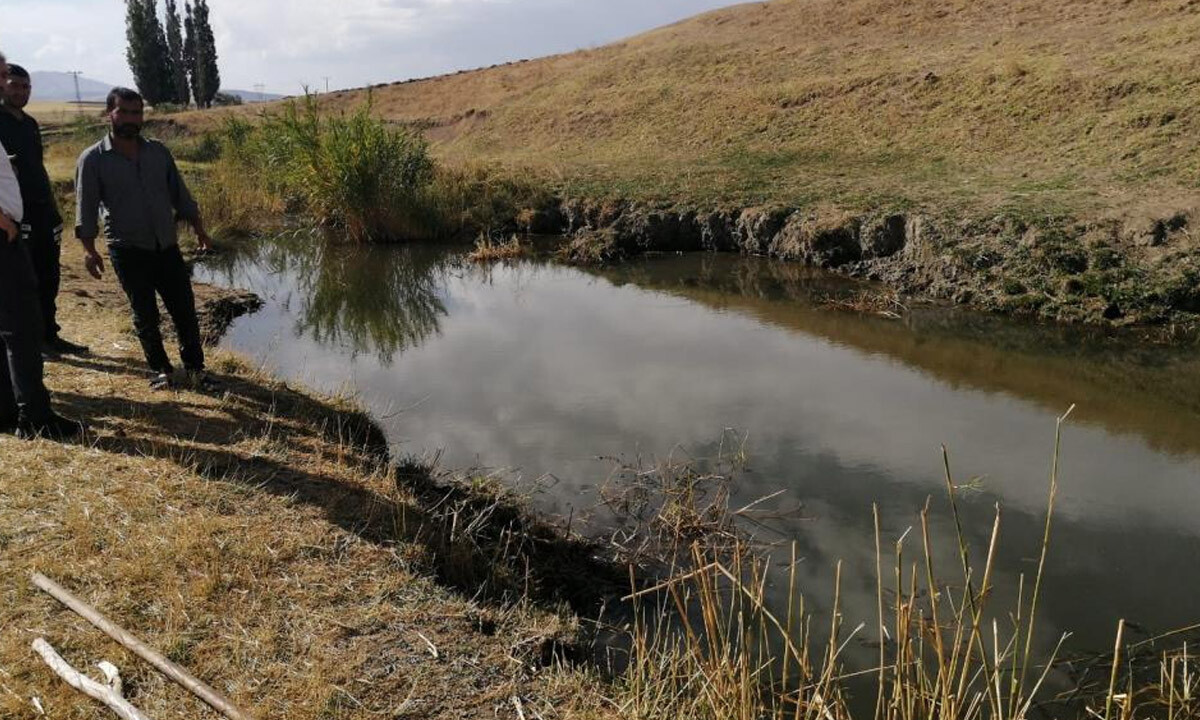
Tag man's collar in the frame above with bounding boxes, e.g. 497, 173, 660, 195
100, 134, 146, 153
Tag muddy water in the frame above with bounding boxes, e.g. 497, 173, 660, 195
198, 237, 1200, 664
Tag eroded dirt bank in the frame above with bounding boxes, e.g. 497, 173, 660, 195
535, 199, 1200, 330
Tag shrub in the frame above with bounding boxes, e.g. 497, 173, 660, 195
152, 102, 187, 115
193, 96, 557, 243
190, 117, 283, 237
172, 132, 223, 163
258, 94, 437, 242
428, 163, 557, 239
193, 157, 284, 238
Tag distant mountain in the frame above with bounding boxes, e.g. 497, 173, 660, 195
27, 71, 283, 104
29, 71, 112, 102
222, 89, 285, 103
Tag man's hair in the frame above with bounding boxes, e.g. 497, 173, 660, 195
7, 64, 29, 80
106, 87, 144, 112
0, 50, 7, 64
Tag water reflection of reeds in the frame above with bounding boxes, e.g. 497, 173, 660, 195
206, 234, 452, 365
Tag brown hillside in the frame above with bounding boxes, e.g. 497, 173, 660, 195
181, 0, 1200, 218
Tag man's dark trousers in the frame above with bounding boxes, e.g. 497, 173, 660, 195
0, 237, 53, 423
21, 214, 62, 342
108, 244, 205, 374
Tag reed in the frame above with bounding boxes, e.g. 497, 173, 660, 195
611, 407, 1200, 719
256, 94, 438, 242
467, 234, 530, 262
186, 105, 555, 244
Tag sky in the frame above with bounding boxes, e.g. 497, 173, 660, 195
1, 0, 743, 94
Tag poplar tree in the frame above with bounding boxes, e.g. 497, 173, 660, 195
125, 0, 174, 104
193, 0, 221, 108
165, 0, 190, 105
184, 2, 199, 106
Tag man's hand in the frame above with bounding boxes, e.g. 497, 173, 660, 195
0, 213, 16, 243
84, 250, 105, 279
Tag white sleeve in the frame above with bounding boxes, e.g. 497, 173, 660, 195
0, 139, 23, 222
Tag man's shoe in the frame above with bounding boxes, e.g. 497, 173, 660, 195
0, 414, 17, 434
186, 370, 221, 393
149, 372, 176, 391
45, 336, 90, 356
16, 412, 85, 441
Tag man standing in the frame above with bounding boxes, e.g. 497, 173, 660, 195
0, 52, 82, 439
76, 87, 217, 391
0, 63, 90, 356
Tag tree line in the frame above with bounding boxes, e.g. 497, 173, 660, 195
125, 0, 222, 108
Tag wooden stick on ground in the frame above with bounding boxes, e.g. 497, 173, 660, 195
31, 572, 252, 720
31, 638, 150, 720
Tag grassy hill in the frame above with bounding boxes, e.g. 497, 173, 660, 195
292, 0, 1200, 218
168, 0, 1200, 327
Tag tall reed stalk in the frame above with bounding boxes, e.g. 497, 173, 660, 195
613, 407, 1199, 719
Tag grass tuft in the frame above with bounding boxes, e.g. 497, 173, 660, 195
467, 234, 529, 262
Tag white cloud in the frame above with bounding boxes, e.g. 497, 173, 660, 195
2, 0, 738, 93
4, 2, 129, 82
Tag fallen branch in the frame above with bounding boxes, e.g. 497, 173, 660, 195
31, 572, 252, 720
30, 639, 149, 720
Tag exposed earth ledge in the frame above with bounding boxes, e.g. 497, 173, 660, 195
541, 198, 1200, 332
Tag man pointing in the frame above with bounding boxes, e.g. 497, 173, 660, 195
76, 87, 217, 391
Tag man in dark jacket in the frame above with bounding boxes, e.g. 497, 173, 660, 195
76, 87, 217, 391
0, 63, 89, 356
0, 52, 83, 440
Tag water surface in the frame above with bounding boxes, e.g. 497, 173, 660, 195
198, 238, 1200, 663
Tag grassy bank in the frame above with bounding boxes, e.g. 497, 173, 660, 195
153, 108, 1200, 328
0, 240, 619, 719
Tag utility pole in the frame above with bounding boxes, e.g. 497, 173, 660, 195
322, 76, 330, 94
68, 71, 83, 114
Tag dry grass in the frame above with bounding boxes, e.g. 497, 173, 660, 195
25, 101, 106, 130
190, 154, 287, 239
467, 234, 530, 262
0, 240, 612, 720
177, 0, 1200, 219
819, 289, 909, 319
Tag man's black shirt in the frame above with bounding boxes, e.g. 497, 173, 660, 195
0, 107, 62, 227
